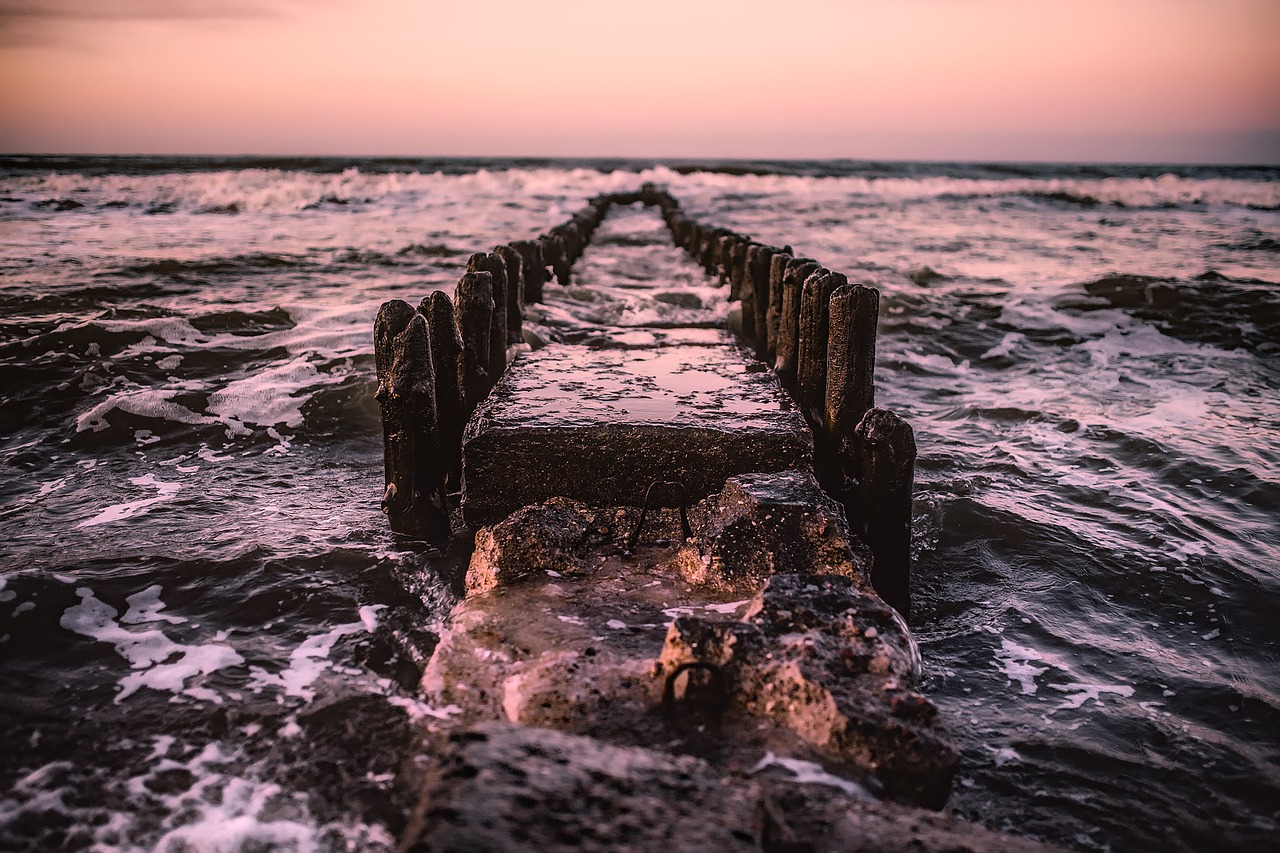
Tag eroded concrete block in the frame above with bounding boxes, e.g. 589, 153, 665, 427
466, 497, 604, 595
407, 722, 1060, 853
675, 469, 871, 593
461, 343, 811, 526
659, 574, 957, 808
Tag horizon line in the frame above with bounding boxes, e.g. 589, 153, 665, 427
2, 151, 1278, 169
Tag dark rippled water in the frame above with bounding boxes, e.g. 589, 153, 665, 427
1, 156, 1277, 851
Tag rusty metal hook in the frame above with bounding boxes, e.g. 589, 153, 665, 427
627, 478, 692, 549
662, 661, 729, 718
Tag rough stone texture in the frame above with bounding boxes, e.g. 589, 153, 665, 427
424, 488, 955, 809
406, 723, 1061, 853
466, 497, 604, 595
420, 521, 744, 741
461, 343, 812, 526
373, 302, 450, 541
658, 573, 958, 809
673, 470, 871, 593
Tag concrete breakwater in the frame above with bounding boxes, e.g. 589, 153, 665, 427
374, 189, 1055, 851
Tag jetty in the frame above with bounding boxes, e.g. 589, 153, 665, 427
374, 188, 1055, 851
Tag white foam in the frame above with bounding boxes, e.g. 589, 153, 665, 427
205, 355, 319, 432
750, 752, 876, 800
704, 599, 751, 614
247, 620, 368, 703
37, 476, 68, 498
59, 588, 242, 703
77, 389, 217, 434
1050, 681, 1135, 711
385, 696, 463, 722
358, 604, 387, 633
980, 332, 1024, 360
991, 746, 1021, 766
77, 473, 182, 528
993, 638, 1049, 695
122, 585, 188, 625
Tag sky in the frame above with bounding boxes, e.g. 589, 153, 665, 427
1, 0, 1277, 163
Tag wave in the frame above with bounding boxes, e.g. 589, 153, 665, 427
3, 163, 1277, 217
1061, 272, 1280, 353
112, 253, 312, 277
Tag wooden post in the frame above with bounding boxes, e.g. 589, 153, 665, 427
558, 222, 582, 263
467, 252, 508, 390
796, 269, 845, 428
699, 228, 722, 274
728, 239, 750, 302
738, 244, 758, 346
373, 301, 450, 543
825, 282, 880, 462
420, 291, 465, 491
454, 270, 493, 418
853, 408, 915, 625
774, 257, 820, 394
717, 235, 735, 286
544, 234, 570, 286
746, 245, 774, 357
765, 252, 792, 361
512, 240, 546, 304
494, 244, 524, 345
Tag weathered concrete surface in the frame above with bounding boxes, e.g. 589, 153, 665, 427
673, 469, 871, 593
423, 487, 956, 809
406, 723, 1059, 853
660, 574, 957, 808
461, 342, 811, 526
466, 497, 607, 595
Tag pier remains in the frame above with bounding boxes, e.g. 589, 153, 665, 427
373, 187, 1057, 851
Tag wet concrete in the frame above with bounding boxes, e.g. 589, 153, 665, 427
461, 340, 812, 526
410, 723, 1057, 853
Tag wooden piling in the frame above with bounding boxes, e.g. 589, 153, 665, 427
557, 223, 582, 264
738, 244, 758, 346
421, 291, 465, 490
373, 302, 450, 543
824, 283, 880, 462
494, 244, 524, 345
765, 252, 792, 361
728, 239, 750, 302
454, 270, 494, 417
717, 235, 735, 285
544, 234, 571, 286
467, 252, 508, 390
745, 245, 774, 356
774, 257, 820, 393
796, 270, 845, 427
698, 228, 723, 274
512, 240, 546, 304
853, 408, 916, 625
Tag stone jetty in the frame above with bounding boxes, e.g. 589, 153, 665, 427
375, 188, 1059, 851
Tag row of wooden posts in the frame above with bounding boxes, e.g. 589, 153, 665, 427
636, 186, 917, 623
373, 184, 916, 622
373, 194, 614, 543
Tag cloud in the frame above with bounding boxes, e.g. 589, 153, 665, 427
0, 1, 276, 21
0, 0, 332, 47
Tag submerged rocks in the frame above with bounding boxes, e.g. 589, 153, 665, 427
423, 489, 958, 809
674, 470, 870, 593
658, 573, 955, 808
410, 723, 1056, 853
466, 497, 604, 594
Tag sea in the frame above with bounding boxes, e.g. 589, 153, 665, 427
1, 156, 1277, 852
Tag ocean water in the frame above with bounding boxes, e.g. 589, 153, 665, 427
1, 156, 1277, 851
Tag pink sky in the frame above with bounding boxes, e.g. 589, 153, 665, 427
1, 0, 1277, 162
